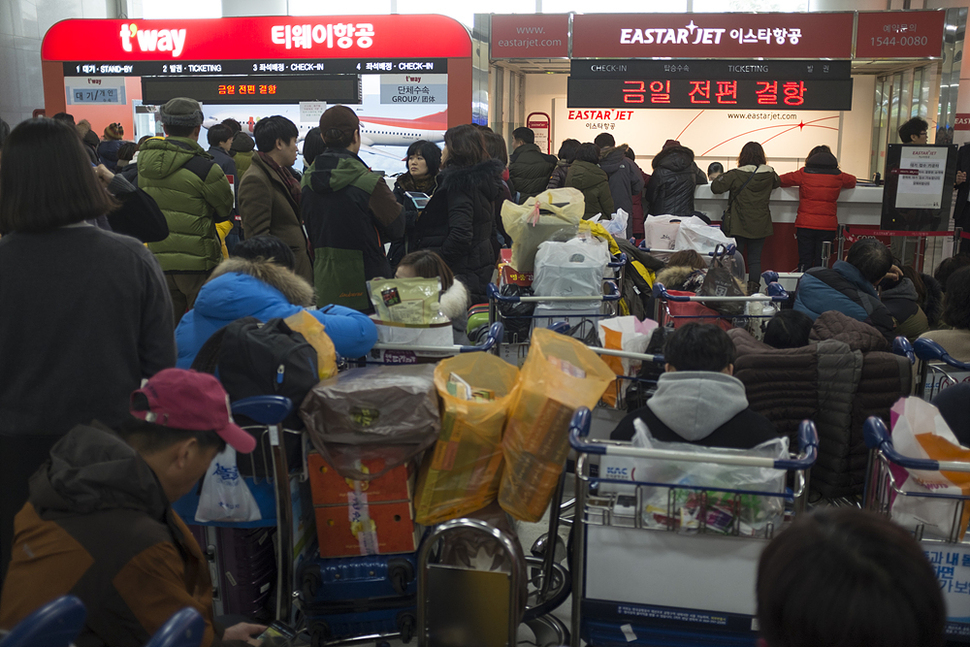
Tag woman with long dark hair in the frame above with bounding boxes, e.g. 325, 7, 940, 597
389, 140, 442, 268
407, 124, 503, 303
0, 118, 175, 580
711, 141, 781, 293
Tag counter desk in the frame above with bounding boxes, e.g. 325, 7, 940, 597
692, 185, 885, 273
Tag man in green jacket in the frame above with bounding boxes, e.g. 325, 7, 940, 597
508, 126, 557, 203
302, 106, 403, 312
138, 98, 234, 324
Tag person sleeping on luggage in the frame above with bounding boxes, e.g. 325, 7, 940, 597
610, 322, 778, 448
0, 369, 266, 646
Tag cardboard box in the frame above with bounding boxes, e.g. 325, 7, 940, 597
314, 500, 420, 558
307, 453, 412, 507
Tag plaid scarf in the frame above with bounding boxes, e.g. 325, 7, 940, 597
259, 152, 301, 208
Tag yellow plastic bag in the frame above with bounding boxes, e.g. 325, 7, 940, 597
501, 188, 585, 273
499, 328, 615, 521
284, 310, 338, 380
414, 353, 519, 525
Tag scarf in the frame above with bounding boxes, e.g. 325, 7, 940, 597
259, 152, 302, 208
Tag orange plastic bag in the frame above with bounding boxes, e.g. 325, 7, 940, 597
284, 310, 338, 380
414, 353, 519, 525
499, 328, 615, 521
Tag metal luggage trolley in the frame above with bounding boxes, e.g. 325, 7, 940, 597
863, 416, 970, 642
652, 281, 789, 332
569, 408, 818, 647
912, 338, 970, 400
360, 322, 505, 365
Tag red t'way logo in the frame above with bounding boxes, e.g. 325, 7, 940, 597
120, 23, 186, 57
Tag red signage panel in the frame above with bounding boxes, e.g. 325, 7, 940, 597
42, 15, 471, 61
855, 11, 946, 59
572, 13, 853, 59
955, 114, 970, 132
491, 14, 569, 58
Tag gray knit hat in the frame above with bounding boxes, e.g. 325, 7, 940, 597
160, 97, 204, 128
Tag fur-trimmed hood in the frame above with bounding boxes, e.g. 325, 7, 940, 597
438, 158, 504, 199
439, 279, 470, 321
656, 265, 705, 291
598, 144, 631, 173
209, 257, 315, 307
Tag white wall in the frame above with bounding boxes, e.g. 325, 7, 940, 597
525, 72, 876, 178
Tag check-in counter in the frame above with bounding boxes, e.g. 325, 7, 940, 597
691, 184, 884, 272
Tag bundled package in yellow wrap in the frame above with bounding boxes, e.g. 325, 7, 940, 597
284, 310, 338, 379
499, 328, 615, 521
414, 353, 520, 525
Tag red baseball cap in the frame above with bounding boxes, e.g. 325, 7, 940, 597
130, 368, 256, 453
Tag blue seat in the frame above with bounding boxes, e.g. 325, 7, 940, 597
143, 608, 205, 647
0, 595, 85, 647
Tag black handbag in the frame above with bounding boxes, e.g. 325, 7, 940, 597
699, 245, 746, 316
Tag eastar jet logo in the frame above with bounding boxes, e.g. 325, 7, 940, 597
619, 20, 803, 47
120, 23, 186, 58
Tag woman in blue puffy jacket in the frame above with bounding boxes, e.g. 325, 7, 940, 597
176, 235, 377, 366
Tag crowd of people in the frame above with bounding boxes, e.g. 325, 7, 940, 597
0, 103, 967, 647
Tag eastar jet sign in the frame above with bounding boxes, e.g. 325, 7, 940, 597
120, 23, 186, 58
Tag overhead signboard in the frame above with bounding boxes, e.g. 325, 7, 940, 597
570, 59, 852, 80
571, 13, 854, 59
855, 10, 946, 59
490, 14, 569, 58
63, 59, 447, 77
42, 16, 471, 62
567, 78, 852, 111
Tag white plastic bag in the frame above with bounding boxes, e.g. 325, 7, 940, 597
888, 397, 970, 541
590, 208, 629, 239
195, 446, 262, 523
532, 237, 610, 311
631, 419, 788, 536
675, 217, 736, 254
643, 214, 683, 250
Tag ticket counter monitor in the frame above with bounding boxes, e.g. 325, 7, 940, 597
41, 15, 472, 174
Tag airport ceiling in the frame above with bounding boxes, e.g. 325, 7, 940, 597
492, 58, 939, 76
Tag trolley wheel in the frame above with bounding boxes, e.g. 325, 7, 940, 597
309, 621, 331, 647
397, 610, 417, 644
530, 533, 567, 563
522, 555, 571, 621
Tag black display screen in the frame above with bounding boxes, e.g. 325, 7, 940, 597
141, 75, 361, 104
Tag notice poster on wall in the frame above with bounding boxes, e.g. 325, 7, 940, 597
881, 144, 958, 231
895, 147, 948, 209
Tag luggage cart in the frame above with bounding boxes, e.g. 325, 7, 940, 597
863, 416, 970, 642
361, 322, 504, 365
652, 282, 789, 333
569, 407, 818, 647
912, 338, 970, 400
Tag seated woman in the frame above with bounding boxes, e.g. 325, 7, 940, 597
757, 507, 944, 647
918, 265, 970, 362
763, 310, 813, 349
176, 235, 377, 366
395, 249, 470, 344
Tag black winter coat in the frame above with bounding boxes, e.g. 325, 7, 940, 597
646, 146, 699, 216
409, 159, 503, 303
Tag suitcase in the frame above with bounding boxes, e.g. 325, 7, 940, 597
190, 525, 276, 620
299, 553, 418, 603
305, 598, 417, 646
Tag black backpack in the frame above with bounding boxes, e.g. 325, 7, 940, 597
192, 316, 319, 429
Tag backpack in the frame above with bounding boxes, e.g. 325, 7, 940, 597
192, 316, 319, 430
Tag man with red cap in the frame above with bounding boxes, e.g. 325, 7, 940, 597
0, 369, 266, 646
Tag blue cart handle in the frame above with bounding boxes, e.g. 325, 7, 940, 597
914, 338, 970, 371
487, 281, 621, 303
459, 322, 504, 353
652, 282, 789, 303
893, 336, 916, 364
232, 396, 293, 426
863, 416, 970, 472
569, 407, 818, 470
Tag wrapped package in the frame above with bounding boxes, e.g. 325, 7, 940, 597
501, 188, 584, 273
299, 364, 440, 480
499, 328, 615, 521
367, 277, 448, 325
414, 353, 520, 525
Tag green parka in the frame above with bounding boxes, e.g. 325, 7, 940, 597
564, 160, 615, 219
138, 137, 234, 272
711, 164, 781, 239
